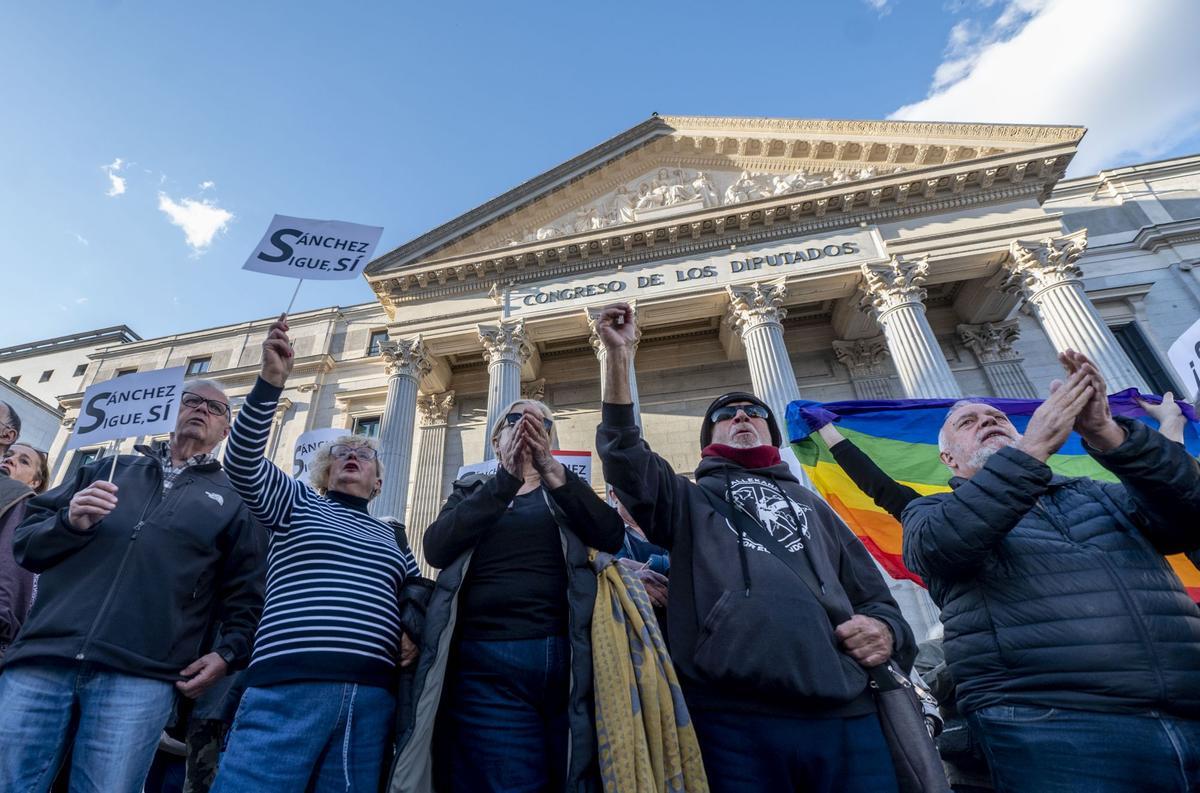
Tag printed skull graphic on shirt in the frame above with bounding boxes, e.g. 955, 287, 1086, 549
725, 476, 812, 553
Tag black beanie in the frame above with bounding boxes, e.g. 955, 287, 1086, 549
699, 391, 782, 448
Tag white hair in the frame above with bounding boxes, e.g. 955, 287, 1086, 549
937, 399, 990, 455
309, 434, 384, 495
184, 378, 227, 397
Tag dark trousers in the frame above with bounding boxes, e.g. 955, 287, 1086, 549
438, 635, 570, 793
691, 707, 898, 793
968, 704, 1200, 793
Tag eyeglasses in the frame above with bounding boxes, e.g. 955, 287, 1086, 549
181, 392, 230, 417
504, 412, 553, 432
709, 404, 769, 423
329, 444, 378, 461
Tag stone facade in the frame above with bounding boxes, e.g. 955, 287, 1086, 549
7, 117, 1200, 640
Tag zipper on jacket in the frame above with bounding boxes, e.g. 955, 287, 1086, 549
74, 465, 164, 661
1033, 499, 1170, 704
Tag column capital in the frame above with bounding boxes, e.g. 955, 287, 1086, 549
381, 336, 433, 381
1003, 229, 1088, 298
586, 302, 641, 357
521, 378, 546, 401
859, 256, 929, 319
957, 319, 1022, 363
832, 336, 890, 377
726, 278, 789, 335
416, 390, 455, 426
477, 319, 532, 366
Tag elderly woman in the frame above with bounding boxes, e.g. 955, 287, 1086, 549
389, 398, 623, 793
212, 315, 426, 793
0, 443, 48, 657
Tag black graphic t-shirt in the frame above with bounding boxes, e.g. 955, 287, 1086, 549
726, 475, 813, 554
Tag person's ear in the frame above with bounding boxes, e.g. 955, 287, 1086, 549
939, 450, 955, 470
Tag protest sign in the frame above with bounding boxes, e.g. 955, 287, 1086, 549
67, 367, 185, 451
455, 451, 592, 482
292, 427, 346, 484
243, 215, 384, 282
1167, 316, 1200, 401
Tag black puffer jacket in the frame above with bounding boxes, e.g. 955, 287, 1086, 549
902, 418, 1200, 717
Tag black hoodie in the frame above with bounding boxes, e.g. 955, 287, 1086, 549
597, 402, 915, 717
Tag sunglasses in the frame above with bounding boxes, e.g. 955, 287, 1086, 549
504, 412, 553, 432
181, 392, 230, 417
709, 404, 769, 423
329, 444, 378, 461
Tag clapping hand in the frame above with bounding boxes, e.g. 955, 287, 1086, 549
1015, 367, 1094, 462
1058, 350, 1125, 451
519, 413, 565, 488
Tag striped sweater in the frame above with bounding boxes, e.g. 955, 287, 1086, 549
224, 377, 420, 689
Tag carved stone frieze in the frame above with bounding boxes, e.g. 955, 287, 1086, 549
380, 336, 432, 381
1002, 229, 1088, 297
832, 336, 890, 377
859, 256, 930, 318
416, 391, 455, 426
520, 378, 546, 401
958, 319, 1022, 363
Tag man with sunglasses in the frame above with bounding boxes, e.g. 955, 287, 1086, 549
594, 302, 914, 793
0, 378, 266, 793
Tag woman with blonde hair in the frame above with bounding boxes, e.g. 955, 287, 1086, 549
389, 398, 623, 793
212, 315, 427, 793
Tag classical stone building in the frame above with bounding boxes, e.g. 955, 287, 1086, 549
8, 117, 1200, 633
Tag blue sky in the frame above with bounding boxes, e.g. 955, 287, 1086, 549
2, 0, 1198, 347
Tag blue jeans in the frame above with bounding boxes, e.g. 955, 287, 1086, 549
210, 682, 395, 793
691, 708, 898, 793
0, 661, 175, 793
437, 636, 570, 793
968, 704, 1200, 792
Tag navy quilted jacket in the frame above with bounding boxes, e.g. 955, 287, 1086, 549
902, 418, 1200, 717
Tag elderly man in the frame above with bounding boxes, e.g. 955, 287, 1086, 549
0, 378, 266, 793
594, 303, 914, 793
902, 351, 1200, 793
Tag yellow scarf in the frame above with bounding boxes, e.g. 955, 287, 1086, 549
591, 552, 709, 793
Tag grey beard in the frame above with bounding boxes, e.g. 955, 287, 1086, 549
967, 444, 1000, 471
726, 433, 765, 449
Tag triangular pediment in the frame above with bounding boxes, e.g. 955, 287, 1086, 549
367, 115, 1084, 280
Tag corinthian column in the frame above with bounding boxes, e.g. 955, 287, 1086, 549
727, 279, 802, 430
1003, 231, 1148, 392
587, 305, 642, 426
957, 319, 1037, 398
405, 391, 455, 576
860, 257, 962, 399
374, 337, 431, 519
832, 337, 895, 399
478, 320, 532, 460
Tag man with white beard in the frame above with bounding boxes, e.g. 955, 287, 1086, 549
903, 350, 1200, 793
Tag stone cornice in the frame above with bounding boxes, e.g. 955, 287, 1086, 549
366, 117, 1082, 282
371, 151, 1061, 314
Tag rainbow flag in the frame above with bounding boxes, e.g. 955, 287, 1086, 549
787, 390, 1200, 599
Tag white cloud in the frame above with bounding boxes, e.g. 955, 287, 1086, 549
891, 0, 1200, 174
157, 192, 234, 253
102, 158, 126, 197
863, 0, 892, 15
71, 232, 89, 246
199, 180, 215, 191
74, 297, 88, 305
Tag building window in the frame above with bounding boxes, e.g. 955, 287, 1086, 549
353, 416, 381, 438
73, 364, 88, 377
8, 375, 18, 386
186, 357, 212, 376
367, 330, 388, 356
1111, 323, 1177, 395
116, 368, 137, 377
66, 447, 105, 480
39, 370, 53, 383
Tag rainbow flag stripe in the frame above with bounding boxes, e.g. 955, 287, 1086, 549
787, 389, 1200, 599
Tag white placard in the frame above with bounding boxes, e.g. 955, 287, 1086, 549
243, 214, 384, 281
68, 367, 185, 450
292, 427, 347, 484
456, 451, 592, 482
1168, 316, 1200, 401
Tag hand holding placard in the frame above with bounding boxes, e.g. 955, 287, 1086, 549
68, 480, 119, 531
262, 314, 295, 388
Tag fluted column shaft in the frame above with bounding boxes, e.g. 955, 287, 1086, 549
406, 391, 455, 576
1006, 231, 1148, 392
479, 320, 532, 460
374, 337, 431, 520
727, 279, 814, 490
860, 257, 962, 399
